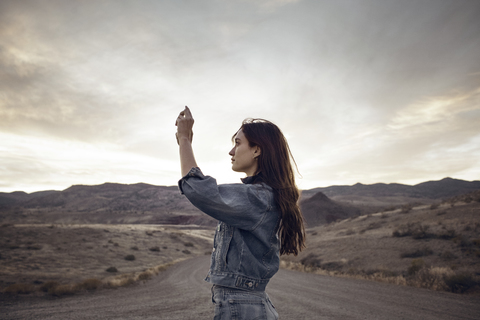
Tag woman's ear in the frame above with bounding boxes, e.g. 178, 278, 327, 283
253, 146, 261, 158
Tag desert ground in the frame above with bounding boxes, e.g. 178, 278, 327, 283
284, 199, 480, 293
3, 256, 480, 320
1, 198, 479, 297
0, 224, 213, 295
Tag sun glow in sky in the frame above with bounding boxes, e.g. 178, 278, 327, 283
1, 0, 479, 193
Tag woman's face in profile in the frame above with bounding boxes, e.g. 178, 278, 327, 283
229, 129, 260, 176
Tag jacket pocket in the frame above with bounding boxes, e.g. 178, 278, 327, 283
215, 223, 234, 270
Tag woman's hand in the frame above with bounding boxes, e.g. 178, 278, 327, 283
175, 106, 194, 145
176, 106, 198, 176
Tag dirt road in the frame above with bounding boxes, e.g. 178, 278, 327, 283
1, 256, 479, 319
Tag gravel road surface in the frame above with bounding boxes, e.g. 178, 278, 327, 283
1, 256, 479, 319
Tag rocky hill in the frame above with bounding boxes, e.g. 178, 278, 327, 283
0, 178, 478, 227
0, 183, 217, 227
299, 191, 361, 226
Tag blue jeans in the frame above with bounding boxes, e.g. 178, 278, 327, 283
211, 285, 279, 320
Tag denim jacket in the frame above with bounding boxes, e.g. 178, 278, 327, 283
178, 167, 281, 291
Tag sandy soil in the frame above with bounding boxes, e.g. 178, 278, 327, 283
2, 256, 479, 320
284, 201, 480, 278
1, 200, 479, 296
0, 224, 214, 291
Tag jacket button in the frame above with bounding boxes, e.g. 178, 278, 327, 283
247, 282, 253, 288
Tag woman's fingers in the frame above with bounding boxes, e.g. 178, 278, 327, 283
175, 107, 187, 125
184, 106, 193, 118
175, 106, 194, 144
175, 106, 192, 125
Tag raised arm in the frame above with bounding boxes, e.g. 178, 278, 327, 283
175, 106, 198, 177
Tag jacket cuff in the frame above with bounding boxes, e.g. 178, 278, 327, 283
177, 167, 204, 194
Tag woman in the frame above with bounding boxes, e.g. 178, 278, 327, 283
176, 106, 305, 320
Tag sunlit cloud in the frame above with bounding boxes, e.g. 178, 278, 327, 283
0, 132, 178, 193
389, 87, 480, 131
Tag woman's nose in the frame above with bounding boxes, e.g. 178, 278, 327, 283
229, 147, 235, 156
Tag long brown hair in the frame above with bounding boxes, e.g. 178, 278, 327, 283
237, 118, 306, 256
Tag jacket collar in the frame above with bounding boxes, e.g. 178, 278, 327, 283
241, 172, 262, 184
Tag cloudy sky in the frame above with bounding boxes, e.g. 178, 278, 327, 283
1, 0, 479, 193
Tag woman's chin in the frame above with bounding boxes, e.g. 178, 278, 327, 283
231, 166, 242, 173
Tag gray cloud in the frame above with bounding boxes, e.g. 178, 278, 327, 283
1, 0, 479, 191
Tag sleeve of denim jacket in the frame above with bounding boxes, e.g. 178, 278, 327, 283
178, 167, 272, 231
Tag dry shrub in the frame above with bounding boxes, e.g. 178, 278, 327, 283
392, 223, 415, 237
155, 261, 175, 273
392, 223, 434, 239
4, 258, 181, 296
400, 247, 433, 258
155, 265, 168, 273
437, 229, 456, 240
137, 270, 154, 281
401, 204, 413, 213
406, 267, 479, 293
408, 267, 454, 291
282, 255, 478, 294
300, 253, 322, 269
411, 225, 435, 239
440, 250, 457, 261
360, 222, 384, 234
406, 262, 478, 293
107, 260, 180, 288
289, 255, 347, 274
280, 259, 324, 274
456, 236, 475, 254
472, 238, 480, 248
4, 283, 36, 294
364, 269, 406, 286
407, 258, 425, 275
283, 260, 407, 286
321, 261, 344, 272
26, 244, 43, 250
345, 228, 356, 235
139, 260, 177, 279
364, 268, 399, 278
444, 272, 479, 293
107, 274, 135, 288
40, 281, 59, 292
49, 284, 77, 296
77, 278, 102, 290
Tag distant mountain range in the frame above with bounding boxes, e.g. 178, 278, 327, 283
0, 177, 478, 227
301, 177, 480, 199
